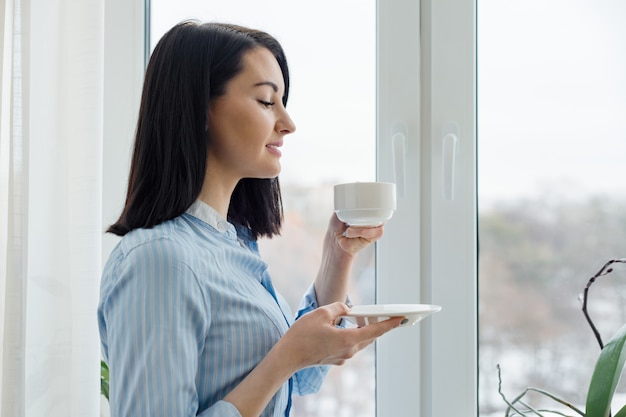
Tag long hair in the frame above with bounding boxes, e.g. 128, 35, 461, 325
108, 21, 289, 238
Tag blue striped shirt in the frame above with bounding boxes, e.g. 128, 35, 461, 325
98, 200, 329, 416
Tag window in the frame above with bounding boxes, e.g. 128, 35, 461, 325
478, 1, 626, 415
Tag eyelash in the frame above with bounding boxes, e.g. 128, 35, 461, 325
258, 100, 275, 108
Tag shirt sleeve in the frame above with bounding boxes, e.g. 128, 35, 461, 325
98, 238, 242, 417
295, 282, 319, 319
197, 401, 241, 417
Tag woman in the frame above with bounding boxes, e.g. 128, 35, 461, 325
98, 20, 402, 417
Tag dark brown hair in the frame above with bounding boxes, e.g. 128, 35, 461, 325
108, 21, 289, 238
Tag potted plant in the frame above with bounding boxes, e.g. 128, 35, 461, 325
498, 258, 626, 417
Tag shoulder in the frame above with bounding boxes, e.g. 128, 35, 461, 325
116, 216, 207, 264
100, 218, 214, 313
102, 217, 217, 292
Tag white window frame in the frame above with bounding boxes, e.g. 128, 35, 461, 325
103, 1, 477, 416
102, 0, 145, 260
376, 0, 477, 416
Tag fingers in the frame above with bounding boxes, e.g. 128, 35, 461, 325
329, 212, 345, 229
319, 301, 352, 320
347, 317, 406, 339
341, 317, 404, 346
330, 213, 384, 240
331, 317, 404, 363
356, 316, 405, 338
343, 225, 384, 240
283, 307, 403, 368
325, 213, 386, 257
336, 226, 384, 255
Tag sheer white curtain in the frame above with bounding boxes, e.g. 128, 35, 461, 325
1, 0, 104, 416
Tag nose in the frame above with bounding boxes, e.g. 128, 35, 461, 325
276, 107, 296, 135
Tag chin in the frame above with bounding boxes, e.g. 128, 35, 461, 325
245, 162, 281, 180
247, 170, 281, 180
262, 166, 281, 179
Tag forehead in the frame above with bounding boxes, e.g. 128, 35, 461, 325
237, 47, 285, 92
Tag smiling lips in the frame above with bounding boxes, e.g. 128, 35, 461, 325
266, 142, 283, 157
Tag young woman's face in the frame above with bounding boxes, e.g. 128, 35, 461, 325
207, 47, 296, 183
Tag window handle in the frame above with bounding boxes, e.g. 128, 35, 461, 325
442, 122, 459, 200
392, 123, 408, 198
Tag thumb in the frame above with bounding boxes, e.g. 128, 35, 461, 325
360, 316, 405, 338
323, 302, 352, 319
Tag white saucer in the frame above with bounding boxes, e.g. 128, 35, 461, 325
341, 304, 442, 327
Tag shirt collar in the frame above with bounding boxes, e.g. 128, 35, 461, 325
185, 200, 232, 233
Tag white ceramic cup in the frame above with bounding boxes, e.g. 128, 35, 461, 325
333, 182, 397, 226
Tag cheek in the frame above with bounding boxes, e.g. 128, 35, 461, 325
208, 102, 272, 154
235, 115, 273, 149
209, 122, 256, 162
218, 109, 259, 140
209, 111, 243, 144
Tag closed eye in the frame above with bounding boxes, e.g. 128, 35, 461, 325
258, 100, 275, 108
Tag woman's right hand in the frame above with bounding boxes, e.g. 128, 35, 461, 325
277, 302, 404, 369
223, 302, 402, 417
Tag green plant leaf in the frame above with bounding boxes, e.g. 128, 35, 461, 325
613, 404, 626, 417
101, 360, 110, 401
586, 323, 626, 417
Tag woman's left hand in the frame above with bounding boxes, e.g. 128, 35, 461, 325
314, 213, 385, 306
328, 213, 384, 257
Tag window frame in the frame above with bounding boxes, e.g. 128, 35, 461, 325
102, 0, 145, 261
376, 0, 477, 416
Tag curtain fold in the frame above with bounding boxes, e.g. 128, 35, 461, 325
1, 0, 104, 415
1, 0, 28, 415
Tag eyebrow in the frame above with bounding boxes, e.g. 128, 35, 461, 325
253, 81, 279, 92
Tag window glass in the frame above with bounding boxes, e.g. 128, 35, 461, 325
478, 1, 626, 415
150, 1, 377, 415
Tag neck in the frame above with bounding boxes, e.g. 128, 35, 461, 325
197, 172, 239, 219
197, 186, 234, 220
200, 152, 245, 219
